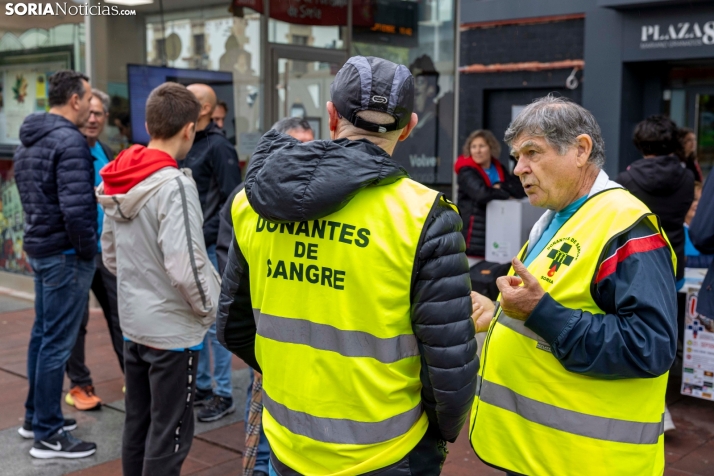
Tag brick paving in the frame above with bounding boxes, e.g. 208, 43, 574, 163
0, 296, 713, 475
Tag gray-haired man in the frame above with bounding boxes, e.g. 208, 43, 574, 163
271, 116, 315, 143
64, 89, 124, 412
468, 95, 677, 475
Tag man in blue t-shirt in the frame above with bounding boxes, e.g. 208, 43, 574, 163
64, 89, 124, 411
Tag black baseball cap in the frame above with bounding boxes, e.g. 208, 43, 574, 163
330, 56, 414, 133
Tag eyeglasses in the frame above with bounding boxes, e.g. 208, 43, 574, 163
88, 111, 106, 118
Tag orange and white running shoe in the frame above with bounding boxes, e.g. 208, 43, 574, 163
64, 385, 102, 411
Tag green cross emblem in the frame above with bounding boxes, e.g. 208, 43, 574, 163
546, 243, 575, 277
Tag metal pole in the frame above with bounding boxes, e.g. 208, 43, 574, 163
433, 0, 439, 62
260, 0, 270, 131
159, 0, 167, 66
452, 0, 460, 203
84, 2, 92, 76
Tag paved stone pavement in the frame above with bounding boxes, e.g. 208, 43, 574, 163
0, 294, 713, 475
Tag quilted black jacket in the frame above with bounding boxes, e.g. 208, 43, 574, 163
217, 130, 478, 443
14, 113, 97, 260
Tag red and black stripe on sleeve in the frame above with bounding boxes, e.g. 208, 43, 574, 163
595, 231, 669, 284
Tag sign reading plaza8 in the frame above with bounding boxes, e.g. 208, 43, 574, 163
623, 7, 714, 61
232, 0, 374, 26
640, 20, 714, 49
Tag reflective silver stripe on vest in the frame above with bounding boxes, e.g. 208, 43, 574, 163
498, 312, 541, 341
253, 310, 419, 364
479, 379, 664, 445
263, 390, 423, 445
498, 312, 553, 351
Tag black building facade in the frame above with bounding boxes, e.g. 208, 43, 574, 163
460, 0, 714, 178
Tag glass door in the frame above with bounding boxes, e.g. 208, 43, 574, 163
266, 44, 347, 140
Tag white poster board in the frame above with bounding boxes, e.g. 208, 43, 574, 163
485, 199, 542, 264
0, 60, 67, 146
681, 268, 714, 401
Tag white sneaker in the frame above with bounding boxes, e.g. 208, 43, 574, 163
29, 429, 96, 459
663, 406, 676, 433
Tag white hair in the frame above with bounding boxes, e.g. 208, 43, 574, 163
505, 94, 606, 168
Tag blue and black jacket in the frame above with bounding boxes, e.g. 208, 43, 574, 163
526, 186, 678, 379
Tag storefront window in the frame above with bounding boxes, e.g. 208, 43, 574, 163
276, 59, 342, 140
269, 19, 345, 49
0, 22, 85, 150
353, 0, 455, 186
0, 18, 85, 275
146, 8, 262, 162
663, 63, 714, 179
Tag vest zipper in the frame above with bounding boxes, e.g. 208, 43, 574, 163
468, 302, 500, 443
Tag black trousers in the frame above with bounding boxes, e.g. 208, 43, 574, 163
122, 341, 198, 476
67, 253, 124, 387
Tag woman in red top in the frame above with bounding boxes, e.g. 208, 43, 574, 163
455, 129, 525, 258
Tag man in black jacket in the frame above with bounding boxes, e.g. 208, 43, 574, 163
617, 115, 694, 284
14, 70, 98, 458
183, 84, 242, 422
218, 56, 477, 474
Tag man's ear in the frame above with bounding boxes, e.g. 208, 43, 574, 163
575, 134, 593, 167
326, 101, 339, 132
70, 93, 80, 111
398, 113, 419, 142
144, 122, 150, 136
327, 101, 341, 140
184, 122, 196, 140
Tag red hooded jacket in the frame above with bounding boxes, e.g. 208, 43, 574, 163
100, 145, 178, 195
453, 155, 505, 187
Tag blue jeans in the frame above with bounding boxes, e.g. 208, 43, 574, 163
197, 244, 233, 398
25, 254, 95, 441
246, 369, 271, 473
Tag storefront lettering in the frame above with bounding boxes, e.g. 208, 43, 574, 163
370, 23, 414, 37
409, 154, 437, 168
235, 0, 357, 26
640, 21, 714, 49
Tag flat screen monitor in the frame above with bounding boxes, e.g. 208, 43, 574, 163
127, 65, 234, 145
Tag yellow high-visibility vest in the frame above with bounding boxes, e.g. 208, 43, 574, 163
470, 188, 675, 476
232, 178, 445, 475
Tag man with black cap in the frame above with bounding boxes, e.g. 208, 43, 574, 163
217, 56, 478, 474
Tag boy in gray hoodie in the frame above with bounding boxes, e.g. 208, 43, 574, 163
97, 82, 220, 476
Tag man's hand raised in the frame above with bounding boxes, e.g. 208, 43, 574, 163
496, 258, 545, 321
